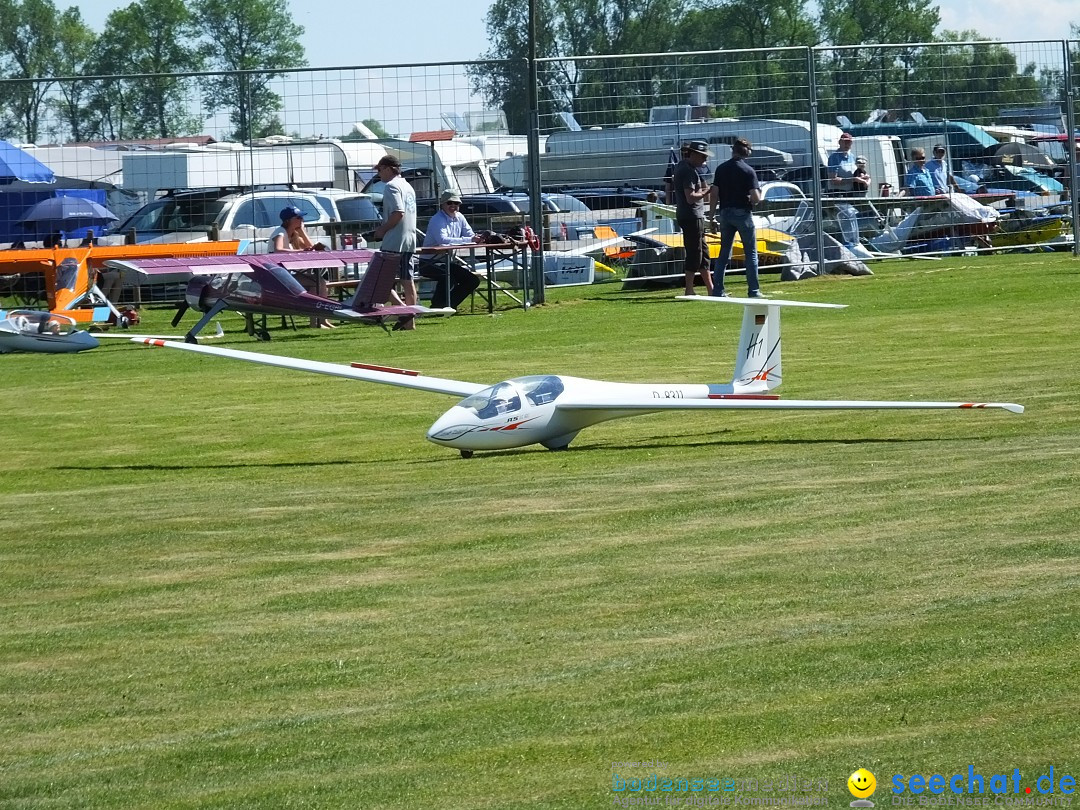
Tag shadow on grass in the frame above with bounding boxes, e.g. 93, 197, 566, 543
54, 458, 378, 472
599, 435, 973, 451
54, 432, 991, 469
417, 431, 989, 460
569, 425, 996, 452
581, 291, 679, 304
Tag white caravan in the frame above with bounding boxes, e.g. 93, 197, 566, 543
493, 119, 848, 191
440, 110, 547, 161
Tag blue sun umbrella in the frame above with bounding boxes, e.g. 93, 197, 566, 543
16, 195, 118, 236
0, 140, 55, 184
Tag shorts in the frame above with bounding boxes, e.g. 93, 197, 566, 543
678, 216, 708, 273
381, 250, 417, 281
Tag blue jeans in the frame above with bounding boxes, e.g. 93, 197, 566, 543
711, 207, 759, 296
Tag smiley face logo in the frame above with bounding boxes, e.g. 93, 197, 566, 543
848, 768, 877, 799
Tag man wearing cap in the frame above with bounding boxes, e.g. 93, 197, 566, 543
925, 144, 956, 194
418, 189, 482, 309
709, 138, 765, 299
851, 155, 872, 197
672, 140, 715, 296
828, 132, 860, 195
373, 154, 419, 326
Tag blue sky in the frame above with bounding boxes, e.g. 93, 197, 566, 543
935, 0, 1076, 42
67, 0, 1078, 139
72, 0, 1076, 69
74, 0, 498, 69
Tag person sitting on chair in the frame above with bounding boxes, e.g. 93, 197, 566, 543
271, 205, 333, 328
270, 206, 316, 253
418, 190, 482, 309
901, 148, 936, 197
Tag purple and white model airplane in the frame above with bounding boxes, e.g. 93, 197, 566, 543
133, 296, 1023, 457
106, 249, 453, 342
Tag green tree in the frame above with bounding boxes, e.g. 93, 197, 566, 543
905, 35, 1042, 123
49, 7, 97, 142
470, 0, 556, 133
83, 35, 140, 140
470, 0, 687, 133
194, 0, 305, 141
85, 0, 204, 139
360, 119, 390, 138
818, 0, 940, 120
0, 0, 61, 142
683, 0, 817, 51
674, 0, 818, 119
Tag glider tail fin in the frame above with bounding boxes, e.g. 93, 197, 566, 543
676, 296, 847, 394
731, 301, 782, 393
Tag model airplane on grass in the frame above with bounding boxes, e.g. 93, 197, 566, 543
105, 249, 453, 342
0, 242, 247, 326
634, 201, 798, 263
0, 307, 222, 353
132, 296, 1022, 457
0, 309, 99, 353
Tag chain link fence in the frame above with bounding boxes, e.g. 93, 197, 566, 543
1, 39, 1077, 301
533, 41, 1078, 282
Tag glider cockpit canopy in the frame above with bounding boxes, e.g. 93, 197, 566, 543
458, 375, 566, 418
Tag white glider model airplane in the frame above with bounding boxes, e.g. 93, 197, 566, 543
133, 297, 1023, 458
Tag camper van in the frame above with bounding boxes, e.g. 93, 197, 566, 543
440, 110, 546, 161
843, 120, 1000, 163
384, 138, 496, 196
122, 144, 338, 192
493, 119, 844, 192
848, 135, 903, 195
122, 140, 391, 195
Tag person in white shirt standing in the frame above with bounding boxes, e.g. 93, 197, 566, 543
373, 154, 418, 328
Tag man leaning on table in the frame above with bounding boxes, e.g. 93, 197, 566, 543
418, 189, 482, 309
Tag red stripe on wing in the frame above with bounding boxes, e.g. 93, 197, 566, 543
350, 362, 419, 376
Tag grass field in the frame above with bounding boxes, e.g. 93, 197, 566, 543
1, 254, 1078, 809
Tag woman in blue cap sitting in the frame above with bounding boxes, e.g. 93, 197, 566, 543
270, 205, 316, 252
270, 205, 333, 328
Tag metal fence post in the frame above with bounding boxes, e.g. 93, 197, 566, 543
1064, 40, 1079, 257
526, 4, 544, 305
807, 47, 827, 277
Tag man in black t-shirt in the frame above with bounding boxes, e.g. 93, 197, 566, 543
709, 138, 765, 298
672, 140, 715, 296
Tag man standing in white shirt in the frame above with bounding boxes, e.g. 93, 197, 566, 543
373, 155, 419, 326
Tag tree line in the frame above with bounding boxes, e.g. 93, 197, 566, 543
0, 0, 303, 143
2, 0, 1077, 146
470, 0, 1080, 133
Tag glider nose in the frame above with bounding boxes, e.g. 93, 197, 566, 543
425, 406, 479, 448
